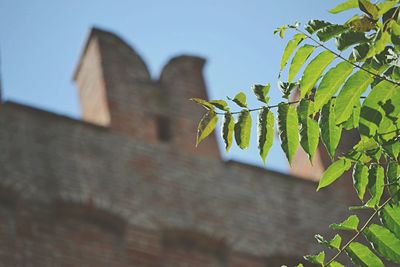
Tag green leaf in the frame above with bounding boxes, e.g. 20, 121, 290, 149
352, 163, 369, 201
304, 251, 325, 265
314, 62, 354, 114
196, 110, 218, 146
278, 103, 299, 165
336, 31, 370, 51
343, 100, 360, 130
382, 139, 400, 160
358, 0, 379, 20
257, 107, 274, 164
365, 165, 385, 207
208, 100, 229, 111
317, 25, 348, 42
387, 162, 400, 204
252, 84, 270, 104
335, 69, 374, 124
319, 100, 342, 159
221, 112, 234, 152
330, 0, 358, 14
315, 234, 342, 250
378, 1, 398, 17
327, 261, 344, 267
330, 214, 359, 231
300, 50, 335, 99
288, 45, 316, 83
380, 205, 400, 239
234, 110, 252, 149
348, 16, 376, 32
190, 98, 214, 110
318, 158, 352, 190
274, 25, 288, 39
297, 100, 319, 161
360, 80, 398, 137
280, 33, 306, 70
364, 224, 400, 263
366, 31, 391, 59
305, 20, 332, 34
345, 242, 385, 267
229, 92, 247, 108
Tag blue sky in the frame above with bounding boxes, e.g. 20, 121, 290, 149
0, 1, 351, 173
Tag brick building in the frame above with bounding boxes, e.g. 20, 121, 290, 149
0, 28, 358, 266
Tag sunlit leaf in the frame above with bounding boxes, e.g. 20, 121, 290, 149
305, 20, 332, 34
229, 92, 247, 108
288, 45, 316, 82
364, 224, 400, 263
380, 205, 400, 239
196, 110, 218, 146
221, 112, 234, 152
314, 62, 353, 114
352, 163, 369, 201
335, 69, 374, 124
280, 33, 306, 70
387, 162, 400, 204
234, 110, 252, 149
345, 242, 385, 267
190, 98, 214, 110
330, 214, 359, 231
329, 0, 358, 14
343, 100, 360, 130
208, 100, 229, 111
317, 24, 348, 42
360, 80, 398, 137
318, 158, 352, 190
278, 103, 299, 165
319, 100, 342, 159
315, 234, 342, 250
336, 31, 370, 51
252, 84, 270, 104
365, 165, 385, 207
257, 107, 274, 164
300, 50, 336, 99
304, 251, 325, 265
297, 99, 319, 161
358, 0, 379, 20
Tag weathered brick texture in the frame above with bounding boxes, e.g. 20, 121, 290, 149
0, 27, 363, 266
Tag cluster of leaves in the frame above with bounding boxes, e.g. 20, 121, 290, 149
192, 0, 400, 266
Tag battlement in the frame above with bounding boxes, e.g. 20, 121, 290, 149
73, 28, 219, 159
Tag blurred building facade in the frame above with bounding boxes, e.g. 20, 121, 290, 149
0, 28, 358, 266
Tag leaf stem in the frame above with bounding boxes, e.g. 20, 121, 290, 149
323, 195, 393, 266
294, 28, 400, 87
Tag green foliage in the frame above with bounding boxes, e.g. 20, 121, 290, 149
192, 0, 400, 265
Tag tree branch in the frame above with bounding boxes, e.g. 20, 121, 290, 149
294, 28, 400, 87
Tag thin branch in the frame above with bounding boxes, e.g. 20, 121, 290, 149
294, 28, 400, 87
323, 195, 393, 266
215, 96, 366, 115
